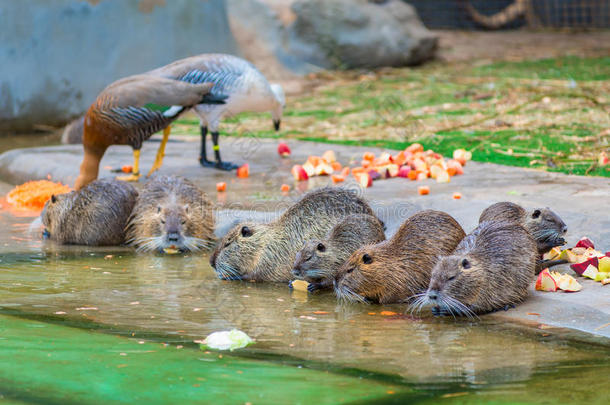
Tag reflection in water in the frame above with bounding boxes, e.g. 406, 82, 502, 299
0, 203, 608, 394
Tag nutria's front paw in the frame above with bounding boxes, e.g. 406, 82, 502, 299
307, 283, 320, 293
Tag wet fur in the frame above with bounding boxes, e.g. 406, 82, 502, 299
41, 179, 137, 245
479, 202, 567, 255
125, 175, 215, 252
335, 210, 466, 304
211, 187, 375, 282
414, 221, 537, 316
292, 214, 386, 290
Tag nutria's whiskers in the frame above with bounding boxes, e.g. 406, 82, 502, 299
442, 295, 478, 319
336, 285, 368, 304
215, 262, 242, 281
132, 237, 164, 253
407, 293, 428, 315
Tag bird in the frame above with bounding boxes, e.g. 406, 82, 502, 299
74, 74, 226, 190
147, 54, 285, 171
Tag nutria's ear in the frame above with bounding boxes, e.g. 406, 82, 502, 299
461, 258, 471, 269
532, 209, 541, 219
316, 242, 326, 252
51, 195, 57, 203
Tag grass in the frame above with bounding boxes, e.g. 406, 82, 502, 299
173, 56, 610, 177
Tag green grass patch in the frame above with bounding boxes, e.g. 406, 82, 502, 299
472, 56, 610, 81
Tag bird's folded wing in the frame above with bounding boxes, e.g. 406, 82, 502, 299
99, 75, 215, 109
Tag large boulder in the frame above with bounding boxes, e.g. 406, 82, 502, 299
287, 0, 437, 69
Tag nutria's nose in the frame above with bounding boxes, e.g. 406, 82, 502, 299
167, 232, 180, 242
427, 291, 439, 301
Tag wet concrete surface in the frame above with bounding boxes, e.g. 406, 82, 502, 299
0, 136, 609, 339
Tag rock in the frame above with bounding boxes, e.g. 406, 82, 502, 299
288, 0, 438, 69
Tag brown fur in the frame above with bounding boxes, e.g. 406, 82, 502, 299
125, 175, 215, 253
419, 221, 537, 316
334, 210, 466, 304
210, 187, 375, 282
292, 214, 386, 290
41, 179, 137, 245
479, 201, 567, 255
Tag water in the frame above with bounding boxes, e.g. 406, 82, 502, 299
0, 184, 608, 404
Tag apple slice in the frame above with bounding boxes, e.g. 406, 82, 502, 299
277, 142, 291, 157
394, 151, 408, 166
583, 247, 604, 259
453, 149, 472, 166
543, 247, 562, 261
302, 162, 316, 177
315, 162, 334, 176
570, 257, 598, 275
582, 264, 599, 280
418, 186, 430, 195
291, 165, 309, 181
355, 172, 372, 188
559, 249, 579, 263
436, 169, 450, 183
236, 164, 250, 178
594, 272, 609, 282
575, 237, 595, 249
557, 274, 582, 292
598, 256, 610, 273
535, 269, 558, 292
290, 279, 310, 292
331, 174, 345, 183
406, 143, 424, 154
397, 165, 411, 178
322, 150, 336, 163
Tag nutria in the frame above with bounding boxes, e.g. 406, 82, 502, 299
41, 179, 137, 245
125, 175, 215, 253
334, 210, 466, 304
479, 202, 567, 255
210, 187, 375, 282
292, 214, 386, 292
412, 221, 538, 317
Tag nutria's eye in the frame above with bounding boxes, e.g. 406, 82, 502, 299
362, 254, 372, 264
532, 209, 541, 219
160, 218, 165, 224
241, 226, 252, 237
51, 195, 57, 203
181, 220, 186, 225
317, 243, 326, 252
461, 259, 471, 269
448, 275, 456, 281
347, 268, 354, 273
157, 206, 162, 214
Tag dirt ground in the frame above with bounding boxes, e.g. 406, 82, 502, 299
436, 30, 610, 63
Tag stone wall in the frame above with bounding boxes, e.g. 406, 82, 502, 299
0, 0, 239, 132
